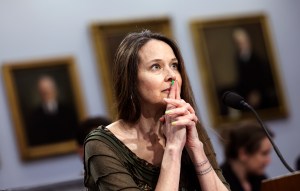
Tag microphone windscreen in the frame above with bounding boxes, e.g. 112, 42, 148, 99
222, 91, 246, 110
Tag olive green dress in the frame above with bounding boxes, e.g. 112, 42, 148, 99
84, 126, 230, 191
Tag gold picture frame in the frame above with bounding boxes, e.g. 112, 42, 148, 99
2, 56, 86, 160
191, 14, 288, 127
91, 17, 173, 118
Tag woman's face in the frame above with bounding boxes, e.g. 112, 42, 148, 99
243, 137, 272, 175
137, 39, 182, 107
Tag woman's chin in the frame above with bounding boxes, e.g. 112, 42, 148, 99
154, 101, 167, 109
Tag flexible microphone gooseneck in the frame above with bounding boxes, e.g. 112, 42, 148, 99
222, 91, 295, 173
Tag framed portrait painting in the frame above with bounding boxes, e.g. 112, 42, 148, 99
2, 56, 86, 160
190, 14, 288, 127
90, 17, 173, 118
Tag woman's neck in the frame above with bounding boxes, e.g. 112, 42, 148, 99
229, 159, 248, 181
134, 115, 164, 142
118, 113, 166, 166
229, 159, 252, 191
133, 105, 165, 140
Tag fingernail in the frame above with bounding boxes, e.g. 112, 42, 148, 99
171, 80, 175, 86
165, 110, 172, 114
171, 121, 177, 126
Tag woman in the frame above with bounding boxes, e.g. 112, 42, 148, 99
220, 122, 273, 191
84, 30, 230, 190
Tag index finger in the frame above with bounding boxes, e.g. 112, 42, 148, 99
167, 80, 176, 110
168, 79, 176, 99
175, 80, 181, 100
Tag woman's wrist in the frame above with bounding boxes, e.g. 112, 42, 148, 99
187, 140, 203, 151
194, 158, 213, 176
186, 140, 214, 176
196, 164, 213, 176
186, 141, 206, 162
164, 145, 183, 160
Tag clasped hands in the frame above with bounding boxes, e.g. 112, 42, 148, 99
160, 80, 201, 151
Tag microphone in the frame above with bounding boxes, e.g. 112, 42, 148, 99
222, 91, 295, 173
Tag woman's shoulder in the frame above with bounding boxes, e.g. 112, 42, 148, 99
84, 120, 134, 157
85, 120, 120, 139
84, 125, 129, 165
104, 120, 136, 146
106, 120, 123, 132
84, 121, 119, 145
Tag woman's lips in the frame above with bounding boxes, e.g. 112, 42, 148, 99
162, 88, 171, 94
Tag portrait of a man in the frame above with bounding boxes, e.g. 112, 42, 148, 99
3, 57, 85, 160
231, 28, 278, 110
27, 75, 78, 146
191, 14, 288, 126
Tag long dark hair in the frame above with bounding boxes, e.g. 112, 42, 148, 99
113, 30, 223, 189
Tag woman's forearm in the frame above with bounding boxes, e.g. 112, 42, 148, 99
155, 145, 182, 191
187, 142, 229, 191
196, 166, 229, 191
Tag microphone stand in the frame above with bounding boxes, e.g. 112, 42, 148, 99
241, 101, 295, 173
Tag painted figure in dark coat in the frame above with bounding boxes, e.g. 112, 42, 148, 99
232, 28, 278, 109
27, 75, 78, 146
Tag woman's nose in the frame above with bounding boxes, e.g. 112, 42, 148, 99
164, 67, 176, 82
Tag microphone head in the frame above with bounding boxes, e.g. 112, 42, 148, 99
222, 91, 248, 110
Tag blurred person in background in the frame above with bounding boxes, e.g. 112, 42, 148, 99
220, 121, 273, 191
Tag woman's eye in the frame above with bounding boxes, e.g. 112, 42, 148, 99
171, 63, 179, 70
151, 64, 161, 71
